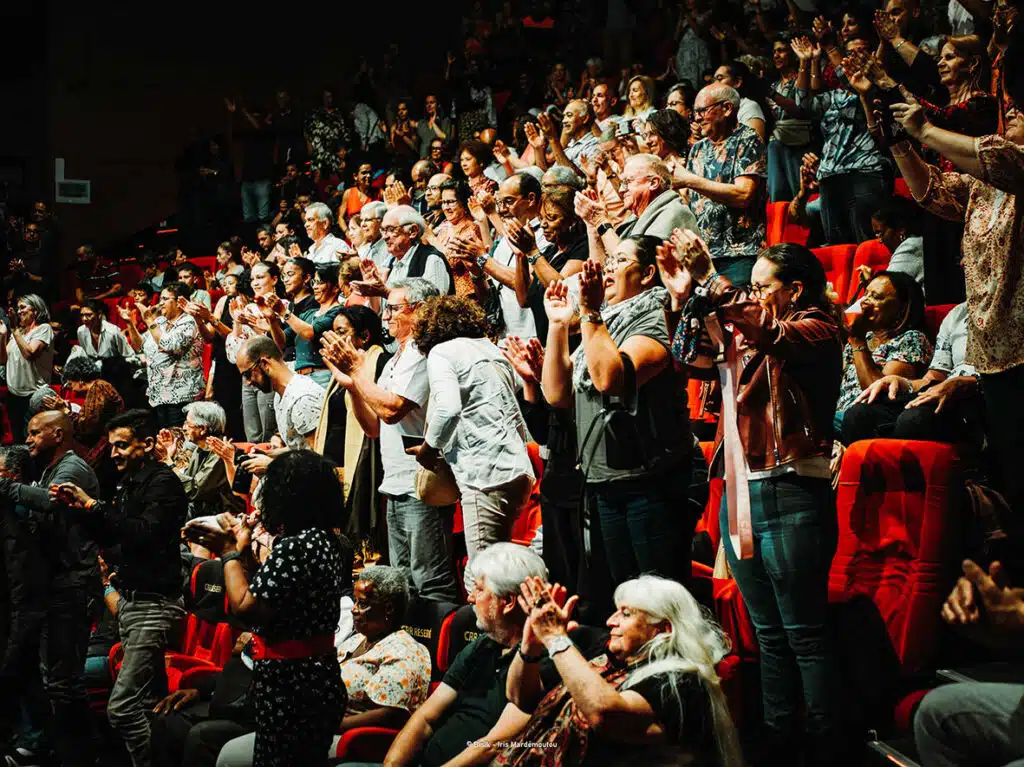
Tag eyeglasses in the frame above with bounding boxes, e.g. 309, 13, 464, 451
380, 226, 404, 236
606, 256, 639, 270
440, 199, 460, 207
693, 100, 728, 118
383, 301, 420, 316
750, 282, 781, 299
666, 98, 685, 108
239, 358, 263, 381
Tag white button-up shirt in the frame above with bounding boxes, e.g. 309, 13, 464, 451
307, 233, 348, 264
424, 337, 534, 492
377, 342, 431, 496
384, 244, 451, 296
76, 320, 137, 362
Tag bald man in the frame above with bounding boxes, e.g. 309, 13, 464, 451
410, 159, 441, 217
0, 409, 100, 767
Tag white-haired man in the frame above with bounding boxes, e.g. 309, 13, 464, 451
380, 542, 607, 767
575, 153, 698, 264
355, 205, 453, 298
304, 202, 347, 264
358, 200, 390, 270
677, 83, 767, 285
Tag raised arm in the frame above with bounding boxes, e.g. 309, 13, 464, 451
539, 282, 576, 409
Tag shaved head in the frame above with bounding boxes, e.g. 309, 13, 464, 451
32, 409, 73, 435
26, 409, 74, 460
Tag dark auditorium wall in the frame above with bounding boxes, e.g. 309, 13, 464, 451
38, 1, 459, 264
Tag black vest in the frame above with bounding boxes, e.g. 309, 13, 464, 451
402, 244, 456, 295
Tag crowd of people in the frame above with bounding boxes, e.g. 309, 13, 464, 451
2, 0, 1024, 765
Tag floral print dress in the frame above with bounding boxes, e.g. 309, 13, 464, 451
248, 527, 347, 767
304, 108, 346, 175
836, 329, 933, 418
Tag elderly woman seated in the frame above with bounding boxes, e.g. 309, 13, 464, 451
495, 574, 742, 767
159, 401, 245, 522
214, 565, 431, 767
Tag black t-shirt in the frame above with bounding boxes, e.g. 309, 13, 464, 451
237, 125, 277, 182
583, 670, 719, 766
527, 236, 588, 342
422, 630, 609, 767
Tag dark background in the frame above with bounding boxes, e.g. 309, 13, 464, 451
0, 0, 462, 265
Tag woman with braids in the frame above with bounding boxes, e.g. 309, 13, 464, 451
194, 450, 348, 767
659, 232, 846, 764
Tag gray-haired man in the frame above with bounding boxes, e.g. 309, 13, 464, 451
304, 202, 347, 264
326, 277, 460, 605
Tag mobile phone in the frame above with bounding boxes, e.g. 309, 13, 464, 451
876, 88, 909, 145
401, 435, 425, 450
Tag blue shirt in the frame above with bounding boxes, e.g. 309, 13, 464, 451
796, 80, 887, 179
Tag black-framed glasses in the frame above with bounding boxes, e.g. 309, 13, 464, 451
693, 100, 728, 118
750, 282, 781, 299
383, 301, 420, 317
239, 358, 263, 381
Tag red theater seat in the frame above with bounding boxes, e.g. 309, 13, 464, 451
766, 201, 788, 246
923, 304, 956, 342
812, 245, 855, 309
894, 178, 912, 200
829, 439, 965, 678
188, 256, 217, 274
847, 240, 892, 304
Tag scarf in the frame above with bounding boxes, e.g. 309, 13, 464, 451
571, 287, 667, 395
493, 654, 630, 767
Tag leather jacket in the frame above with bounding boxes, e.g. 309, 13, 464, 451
705, 278, 843, 473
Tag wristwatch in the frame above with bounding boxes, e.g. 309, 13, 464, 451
476, 253, 490, 270
580, 312, 604, 325
596, 222, 612, 237
527, 253, 541, 265
281, 308, 293, 322
545, 634, 573, 658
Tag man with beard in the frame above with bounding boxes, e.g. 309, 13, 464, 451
52, 409, 188, 767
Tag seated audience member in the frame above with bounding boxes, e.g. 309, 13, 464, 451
138, 253, 168, 295
358, 201, 390, 269
860, 198, 925, 292
216, 566, 432, 767
786, 151, 825, 246
680, 83, 767, 286
305, 202, 347, 264
215, 240, 246, 287
914, 559, 1024, 767
640, 109, 691, 186
374, 543, 604, 767
842, 302, 979, 445
498, 575, 742, 767
158, 401, 245, 521
72, 244, 123, 304
321, 280, 458, 604
75, 298, 137, 362
177, 263, 212, 310
411, 297, 535, 591
835, 271, 931, 432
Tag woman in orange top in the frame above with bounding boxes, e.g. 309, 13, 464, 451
339, 162, 377, 227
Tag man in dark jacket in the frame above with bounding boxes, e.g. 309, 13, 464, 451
53, 408, 188, 767
0, 411, 101, 767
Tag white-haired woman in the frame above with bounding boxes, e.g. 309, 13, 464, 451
160, 401, 245, 522
499, 574, 742, 767
0, 293, 54, 440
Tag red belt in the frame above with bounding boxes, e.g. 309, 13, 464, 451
250, 634, 335, 660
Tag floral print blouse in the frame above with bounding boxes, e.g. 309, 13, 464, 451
836, 329, 933, 416
141, 313, 204, 407
916, 135, 1024, 374
685, 123, 767, 260
336, 629, 431, 714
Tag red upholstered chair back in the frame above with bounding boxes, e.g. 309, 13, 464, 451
829, 439, 964, 676
894, 178, 912, 200
766, 201, 787, 246
188, 256, 218, 274
811, 245, 855, 309
847, 240, 893, 304
119, 263, 144, 291
923, 304, 956, 342
510, 443, 543, 546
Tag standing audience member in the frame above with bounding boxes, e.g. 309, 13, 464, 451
0, 411, 100, 767
681, 83, 767, 286
412, 296, 535, 591
322, 278, 460, 604
0, 294, 54, 441
305, 203, 347, 265
177, 264, 212, 311
429, 179, 488, 300
123, 282, 204, 429
661, 235, 848, 765
358, 201, 390, 269
194, 451, 347, 767
76, 298, 137, 362
273, 263, 343, 388
53, 409, 189, 767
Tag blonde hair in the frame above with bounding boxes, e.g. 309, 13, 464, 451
624, 75, 656, 118
614, 576, 744, 767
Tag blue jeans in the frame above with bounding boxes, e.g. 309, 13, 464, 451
385, 494, 460, 604
915, 682, 1024, 767
592, 468, 694, 589
721, 474, 840, 747
240, 180, 271, 224
241, 381, 276, 443
767, 139, 806, 202
714, 256, 756, 287
818, 171, 889, 246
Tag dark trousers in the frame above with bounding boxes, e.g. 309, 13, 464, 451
539, 472, 583, 595
153, 403, 188, 430
592, 467, 695, 590
722, 474, 842, 759
151, 701, 251, 767
5, 393, 31, 443
818, 171, 889, 246
839, 389, 979, 446
0, 584, 95, 766
982, 365, 1024, 514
